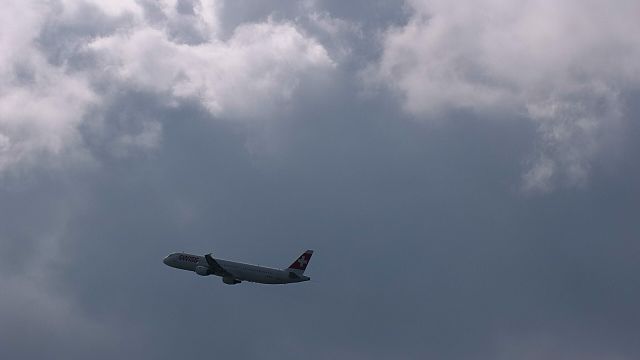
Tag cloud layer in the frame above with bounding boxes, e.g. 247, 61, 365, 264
6, 0, 639, 191
369, 0, 640, 191
0, 1, 97, 172
0, 0, 334, 174
2, 2, 640, 359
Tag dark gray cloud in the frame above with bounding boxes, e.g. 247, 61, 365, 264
2, 1, 640, 360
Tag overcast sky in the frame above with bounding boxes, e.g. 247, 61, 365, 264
2, 1, 640, 359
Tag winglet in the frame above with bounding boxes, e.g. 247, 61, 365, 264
287, 250, 314, 274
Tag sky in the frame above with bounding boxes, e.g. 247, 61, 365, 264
1, 0, 640, 359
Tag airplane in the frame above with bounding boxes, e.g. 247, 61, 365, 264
163, 250, 313, 285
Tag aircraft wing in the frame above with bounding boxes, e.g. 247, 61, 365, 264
204, 253, 233, 277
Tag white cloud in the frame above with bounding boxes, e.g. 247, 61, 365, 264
88, 19, 334, 120
0, 0, 335, 175
368, 0, 640, 192
0, 1, 97, 173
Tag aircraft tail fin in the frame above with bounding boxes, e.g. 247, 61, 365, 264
286, 250, 313, 275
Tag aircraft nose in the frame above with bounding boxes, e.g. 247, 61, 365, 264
163, 255, 171, 266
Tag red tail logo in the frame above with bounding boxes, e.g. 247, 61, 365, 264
288, 250, 313, 271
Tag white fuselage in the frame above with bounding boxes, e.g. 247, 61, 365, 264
163, 252, 310, 284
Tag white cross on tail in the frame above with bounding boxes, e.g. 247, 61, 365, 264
288, 250, 313, 271
297, 256, 308, 267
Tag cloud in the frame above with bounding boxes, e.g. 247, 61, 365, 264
88, 19, 334, 120
2, 2, 640, 359
0, 1, 97, 174
0, 0, 335, 175
367, 0, 640, 192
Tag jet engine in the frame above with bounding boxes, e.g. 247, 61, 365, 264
195, 266, 210, 276
222, 277, 241, 285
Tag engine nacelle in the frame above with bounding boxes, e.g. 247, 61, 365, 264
195, 266, 210, 276
222, 277, 241, 285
